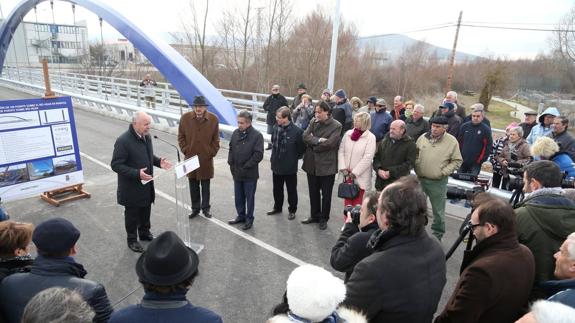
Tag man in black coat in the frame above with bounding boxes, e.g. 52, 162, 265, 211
227, 110, 264, 230
111, 111, 172, 253
267, 107, 305, 220
263, 84, 288, 150
0, 218, 113, 323
330, 191, 379, 282
343, 176, 446, 322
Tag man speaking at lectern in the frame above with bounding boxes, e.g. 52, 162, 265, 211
111, 111, 172, 253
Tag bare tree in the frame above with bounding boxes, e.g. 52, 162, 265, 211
554, 4, 575, 64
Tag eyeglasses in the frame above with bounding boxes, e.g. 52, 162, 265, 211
468, 221, 483, 230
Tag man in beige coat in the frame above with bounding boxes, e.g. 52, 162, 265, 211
415, 116, 462, 241
178, 96, 220, 218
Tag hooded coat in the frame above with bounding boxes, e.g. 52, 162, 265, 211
514, 189, 575, 297
526, 107, 561, 145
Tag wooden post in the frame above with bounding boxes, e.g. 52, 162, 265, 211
41, 59, 56, 98
445, 11, 463, 93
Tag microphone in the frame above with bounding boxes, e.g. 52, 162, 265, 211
153, 135, 181, 162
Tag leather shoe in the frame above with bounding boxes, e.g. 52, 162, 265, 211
189, 210, 200, 219
203, 210, 212, 218
242, 222, 253, 230
228, 218, 246, 225
288, 212, 296, 220
128, 241, 144, 253
319, 221, 327, 230
266, 209, 281, 215
139, 233, 154, 241
301, 217, 319, 224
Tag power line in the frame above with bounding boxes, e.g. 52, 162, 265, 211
462, 20, 558, 26
460, 23, 570, 32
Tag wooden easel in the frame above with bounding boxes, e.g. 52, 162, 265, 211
40, 59, 90, 206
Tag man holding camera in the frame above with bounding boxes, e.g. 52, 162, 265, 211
515, 160, 575, 299
330, 191, 379, 282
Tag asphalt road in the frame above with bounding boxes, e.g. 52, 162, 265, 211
0, 86, 472, 322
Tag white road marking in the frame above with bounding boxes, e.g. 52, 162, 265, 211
80, 152, 307, 266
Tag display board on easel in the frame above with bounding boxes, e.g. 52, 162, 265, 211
0, 96, 85, 202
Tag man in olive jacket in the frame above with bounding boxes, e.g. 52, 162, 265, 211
435, 194, 535, 323
373, 120, 416, 191
178, 96, 220, 219
111, 111, 172, 252
227, 110, 264, 230
514, 160, 575, 300
301, 101, 342, 230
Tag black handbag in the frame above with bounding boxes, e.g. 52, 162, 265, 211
337, 175, 360, 199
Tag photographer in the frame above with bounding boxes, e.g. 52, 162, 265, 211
330, 191, 379, 282
492, 126, 531, 190
515, 160, 575, 300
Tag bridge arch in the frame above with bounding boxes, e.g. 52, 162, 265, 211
0, 0, 237, 125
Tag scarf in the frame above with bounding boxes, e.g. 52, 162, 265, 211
287, 311, 340, 323
273, 124, 289, 154
350, 128, 364, 141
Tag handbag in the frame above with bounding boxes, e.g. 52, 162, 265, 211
337, 175, 360, 199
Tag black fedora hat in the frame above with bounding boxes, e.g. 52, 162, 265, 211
136, 231, 199, 286
192, 96, 208, 106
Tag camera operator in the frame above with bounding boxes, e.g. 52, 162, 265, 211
492, 126, 531, 190
330, 191, 379, 282
515, 160, 575, 300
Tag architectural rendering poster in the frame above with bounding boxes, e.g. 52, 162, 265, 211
0, 97, 83, 201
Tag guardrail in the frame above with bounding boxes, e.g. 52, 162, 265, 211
0, 65, 514, 200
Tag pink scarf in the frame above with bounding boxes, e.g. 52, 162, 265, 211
351, 128, 364, 141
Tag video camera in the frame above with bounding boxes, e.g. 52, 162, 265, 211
447, 173, 491, 201
344, 204, 362, 226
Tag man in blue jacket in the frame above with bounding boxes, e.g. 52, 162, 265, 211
457, 105, 493, 175
370, 99, 392, 142
109, 231, 222, 323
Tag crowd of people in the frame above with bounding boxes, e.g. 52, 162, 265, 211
1, 85, 575, 322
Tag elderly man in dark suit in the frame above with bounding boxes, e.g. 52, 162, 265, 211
111, 111, 172, 253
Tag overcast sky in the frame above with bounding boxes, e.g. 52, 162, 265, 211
1, 0, 573, 59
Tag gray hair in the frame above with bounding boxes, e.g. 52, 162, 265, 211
509, 126, 524, 137
567, 232, 575, 261
530, 300, 575, 323
471, 103, 485, 113
132, 111, 150, 123
446, 91, 458, 99
413, 104, 425, 113
21, 287, 95, 323
237, 110, 253, 122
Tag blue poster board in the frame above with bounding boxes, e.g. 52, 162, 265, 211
0, 97, 84, 202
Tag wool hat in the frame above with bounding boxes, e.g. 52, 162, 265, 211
286, 265, 346, 322
376, 98, 387, 107
297, 83, 307, 90
439, 102, 455, 111
32, 218, 80, 254
136, 231, 199, 286
334, 89, 346, 99
322, 89, 332, 96
192, 96, 207, 106
430, 116, 449, 125
366, 96, 377, 104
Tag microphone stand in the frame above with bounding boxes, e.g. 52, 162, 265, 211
153, 135, 181, 162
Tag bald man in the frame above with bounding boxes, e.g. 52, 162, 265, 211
372, 120, 417, 191
111, 111, 172, 252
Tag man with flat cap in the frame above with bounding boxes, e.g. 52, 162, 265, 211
178, 96, 220, 219
0, 218, 113, 323
109, 231, 222, 323
415, 116, 462, 241
112, 111, 172, 253
520, 111, 538, 139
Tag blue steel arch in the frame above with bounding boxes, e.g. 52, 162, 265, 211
0, 0, 237, 125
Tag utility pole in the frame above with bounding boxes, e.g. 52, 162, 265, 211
445, 11, 462, 93
256, 7, 264, 93
327, 0, 341, 92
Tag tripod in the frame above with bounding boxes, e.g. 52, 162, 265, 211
445, 212, 475, 260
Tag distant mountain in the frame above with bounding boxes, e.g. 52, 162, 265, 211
358, 34, 479, 62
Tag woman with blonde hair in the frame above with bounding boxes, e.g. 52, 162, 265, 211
0, 221, 34, 281
531, 136, 575, 178
338, 112, 376, 208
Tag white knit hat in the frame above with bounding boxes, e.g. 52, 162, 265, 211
286, 265, 346, 322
